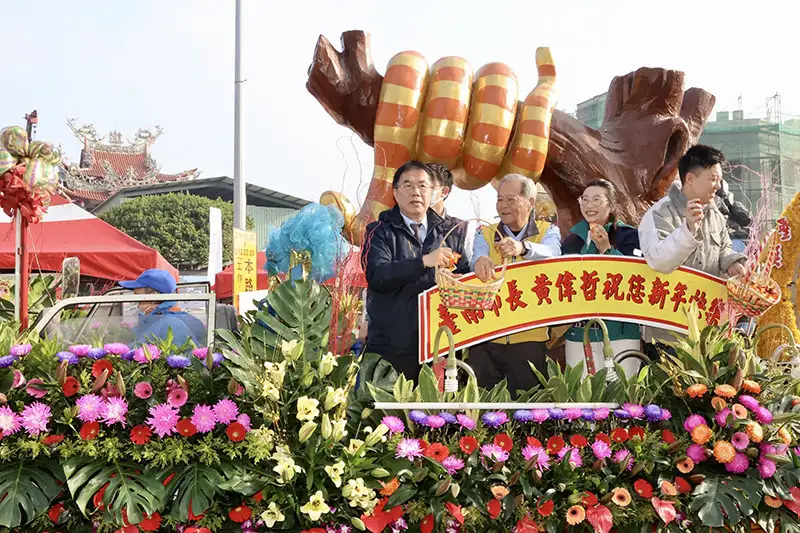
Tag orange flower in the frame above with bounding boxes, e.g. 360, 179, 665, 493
611, 488, 631, 507
778, 427, 792, 445
691, 424, 713, 445
713, 441, 736, 464
746, 422, 764, 443
764, 495, 783, 508
731, 404, 748, 420
710, 397, 727, 412
714, 384, 737, 398
686, 384, 707, 398
566, 505, 585, 525
380, 478, 399, 497
676, 457, 695, 474
742, 379, 761, 394
660, 480, 678, 496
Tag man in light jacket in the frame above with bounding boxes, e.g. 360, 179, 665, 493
639, 145, 747, 354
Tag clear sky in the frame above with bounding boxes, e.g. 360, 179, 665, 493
2, 0, 798, 220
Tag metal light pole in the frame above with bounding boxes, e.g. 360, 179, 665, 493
233, 0, 246, 230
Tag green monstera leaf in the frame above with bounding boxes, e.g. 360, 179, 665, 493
252, 279, 331, 350
162, 463, 223, 521
64, 457, 165, 526
0, 460, 62, 527
688, 475, 761, 527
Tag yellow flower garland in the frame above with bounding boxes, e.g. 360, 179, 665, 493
756, 192, 800, 358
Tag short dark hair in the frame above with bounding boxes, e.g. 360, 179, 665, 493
392, 160, 434, 188
427, 163, 453, 189
678, 145, 725, 184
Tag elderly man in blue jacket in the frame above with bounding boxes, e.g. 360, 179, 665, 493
120, 269, 205, 346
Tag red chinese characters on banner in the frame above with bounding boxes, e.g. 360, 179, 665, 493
505, 280, 528, 311
437, 304, 461, 334
688, 289, 707, 317
648, 278, 670, 310
706, 298, 724, 326
670, 282, 688, 313
777, 217, 792, 242
627, 274, 646, 304
459, 296, 502, 325
555, 271, 577, 303
580, 271, 600, 301
530, 274, 552, 305
602, 273, 625, 301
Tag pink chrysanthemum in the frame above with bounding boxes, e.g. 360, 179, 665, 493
381, 416, 405, 435
613, 449, 634, 470
686, 444, 708, 463
191, 404, 217, 433
236, 413, 251, 432
757, 458, 777, 478
755, 407, 773, 424
133, 345, 161, 364
213, 399, 239, 424
683, 414, 707, 432
480, 444, 509, 462
20, 402, 51, 437
441, 456, 465, 475
557, 446, 583, 468
531, 409, 550, 423
592, 439, 612, 460
524, 445, 551, 471
192, 347, 208, 359
732, 432, 750, 451
564, 408, 582, 421
103, 343, 130, 356
714, 408, 733, 427
146, 403, 179, 438
725, 452, 750, 474
738, 395, 760, 411
9, 344, 32, 357
101, 397, 128, 426
76, 394, 105, 423
0, 406, 20, 435
395, 438, 424, 460
167, 388, 189, 408
69, 345, 91, 357
593, 408, 611, 421
456, 414, 475, 430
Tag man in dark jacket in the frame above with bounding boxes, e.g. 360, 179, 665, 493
362, 161, 470, 380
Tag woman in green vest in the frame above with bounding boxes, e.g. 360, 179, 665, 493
560, 179, 642, 378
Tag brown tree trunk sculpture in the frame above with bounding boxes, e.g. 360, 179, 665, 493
307, 30, 715, 233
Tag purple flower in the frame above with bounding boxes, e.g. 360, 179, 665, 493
480, 443, 509, 462
738, 395, 760, 411
76, 394, 105, 422
408, 410, 427, 425
613, 449, 634, 470
523, 445, 550, 471
213, 399, 239, 424
660, 408, 673, 421
56, 351, 79, 365
683, 414, 707, 432
121, 350, 135, 361
146, 403, 179, 438
644, 404, 662, 423
591, 439, 612, 460
456, 414, 475, 430
514, 410, 534, 422
9, 344, 31, 357
438, 412, 457, 424
69, 345, 91, 357
614, 409, 631, 420
757, 458, 777, 478
20, 402, 51, 436
423, 415, 446, 429
381, 415, 405, 434
755, 407, 773, 424
100, 397, 128, 426
593, 408, 611, 421
395, 438, 424, 460
564, 408, 582, 421
481, 411, 508, 428
725, 452, 750, 474
236, 413, 251, 432
531, 409, 550, 423
715, 409, 733, 427
389, 518, 406, 533
441, 456, 465, 475
581, 409, 596, 421
103, 343, 129, 355
192, 404, 216, 433
166, 355, 192, 369
86, 348, 106, 360
203, 352, 225, 367
0, 355, 16, 368
548, 408, 565, 420
623, 403, 644, 419
686, 444, 708, 463
732, 432, 750, 451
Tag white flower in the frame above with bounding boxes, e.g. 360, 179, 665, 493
345, 438, 366, 457
342, 478, 377, 512
272, 455, 303, 484
364, 424, 389, 446
319, 352, 338, 376
331, 418, 348, 442
260, 502, 285, 528
296, 396, 320, 422
299, 421, 318, 443
321, 413, 332, 439
324, 386, 347, 411
324, 460, 345, 488
300, 490, 331, 521
281, 339, 303, 361
262, 381, 280, 401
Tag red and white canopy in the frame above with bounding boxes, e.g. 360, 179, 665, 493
0, 195, 178, 281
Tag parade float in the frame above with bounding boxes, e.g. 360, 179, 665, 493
0, 32, 797, 533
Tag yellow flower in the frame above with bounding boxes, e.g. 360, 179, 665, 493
281, 339, 304, 360
324, 461, 345, 488
300, 490, 331, 521
319, 352, 338, 376
566, 505, 585, 525
611, 488, 632, 507
272, 455, 302, 484
345, 439, 366, 457
260, 502, 285, 528
296, 396, 320, 422
325, 387, 347, 411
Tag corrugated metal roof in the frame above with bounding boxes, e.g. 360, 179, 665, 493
247, 206, 298, 249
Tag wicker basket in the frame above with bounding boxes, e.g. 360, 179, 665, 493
435, 219, 507, 310
726, 274, 781, 318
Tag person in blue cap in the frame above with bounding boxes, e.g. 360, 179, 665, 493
120, 269, 205, 347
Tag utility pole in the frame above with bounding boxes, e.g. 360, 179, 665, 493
233, 0, 246, 230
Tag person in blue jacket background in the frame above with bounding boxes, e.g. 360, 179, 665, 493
560, 179, 642, 377
120, 269, 205, 347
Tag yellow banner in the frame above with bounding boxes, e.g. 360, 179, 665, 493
233, 229, 258, 310
418, 256, 728, 363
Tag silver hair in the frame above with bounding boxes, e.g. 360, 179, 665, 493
498, 174, 535, 200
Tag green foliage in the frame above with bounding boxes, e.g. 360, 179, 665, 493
99, 193, 253, 269
162, 463, 222, 521
0, 275, 59, 324
688, 475, 761, 527
0, 460, 62, 527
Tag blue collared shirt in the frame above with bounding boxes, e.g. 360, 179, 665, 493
400, 212, 428, 242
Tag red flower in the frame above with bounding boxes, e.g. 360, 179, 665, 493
582, 492, 598, 507
301, 529, 327, 533
570, 435, 589, 448
229, 504, 252, 523
629, 426, 646, 440
494, 433, 513, 452
674, 476, 692, 494
162, 472, 176, 486
611, 428, 629, 443
177, 419, 197, 437
420, 514, 434, 533
487, 499, 502, 519
93, 482, 109, 509
116, 526, 138, 533
130, 425, 151, 445
526, 436, 542, 448
91, 360, 114, 379
546, 436, 565, 454
537, 498, 554, 517
188, 498, 205, 521
445, 502, 464, 524
460, 436, 478, 454
419, 440, 430, 451
42, 434, 65, 446
139, 512, 162, 531
79, 422, 100, 441
62, 376, 80, 397
48, 503, 64, 523
634, 479, 653, 498
252, 490, 263, 503
662, 430, 676, 444
595, 432, 611, 445
423, 442, 450, 462
226, 422, 247, 442
185, 529, 212, 533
